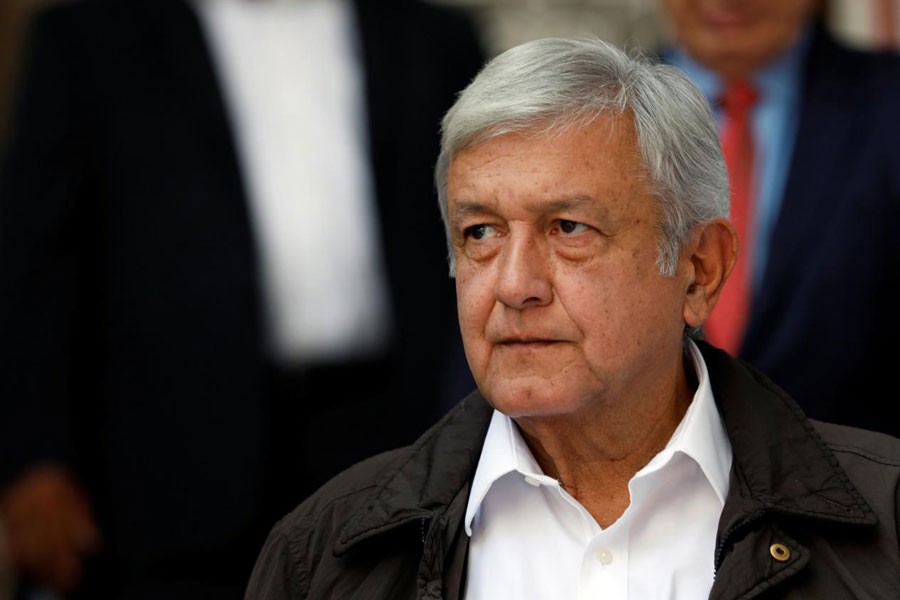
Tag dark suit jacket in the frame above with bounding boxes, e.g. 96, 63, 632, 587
0, 0, 484, 596
738, 25, 900, 437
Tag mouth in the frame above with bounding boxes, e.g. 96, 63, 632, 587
699, 7, 752, 29
496, 338, 563, 347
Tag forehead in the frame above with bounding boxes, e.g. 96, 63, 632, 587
447, 114, 651, 219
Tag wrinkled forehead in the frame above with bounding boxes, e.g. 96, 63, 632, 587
447, 116, 653, 223
448, 114, 644, 188
446, 105, 631, 165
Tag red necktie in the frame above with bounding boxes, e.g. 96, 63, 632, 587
704, 80, 758, 355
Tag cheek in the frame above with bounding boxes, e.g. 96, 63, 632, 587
455, 267, 494, 349
559, 281, 621, 348
559, 260, 680, 347
766, 14, 806, 50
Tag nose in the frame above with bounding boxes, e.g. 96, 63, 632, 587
494, 232, 553, 309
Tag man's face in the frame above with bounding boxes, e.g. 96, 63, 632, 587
447, 116, 693, 420
661, 0, 819, 80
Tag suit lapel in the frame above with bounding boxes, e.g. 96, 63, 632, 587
352, 0, 405, 212
145, 0, 245, 188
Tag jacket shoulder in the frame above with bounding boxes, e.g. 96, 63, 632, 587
17, 0, 171, 74
246, 394, 492, 598
283, 445, 416, 529
26, 0, 137, 31
812, 420, 900, 526
813, 420, 900, 463
246, 447, 416, 599
274, 392, 488, 542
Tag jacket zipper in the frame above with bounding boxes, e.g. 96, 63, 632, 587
714, 508, 767, 573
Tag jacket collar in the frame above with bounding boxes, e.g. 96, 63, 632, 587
701, 341, 875, 528
335, 391, 493, 554
336, 342, 876, 559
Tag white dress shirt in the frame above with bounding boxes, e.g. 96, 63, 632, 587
193, 0, 392, 364
464, 340, 733, 599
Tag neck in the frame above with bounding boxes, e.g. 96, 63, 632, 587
514, 355, 695, 528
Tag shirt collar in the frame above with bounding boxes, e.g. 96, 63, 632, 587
464, 339, 731, 535
641, 339, 732, 505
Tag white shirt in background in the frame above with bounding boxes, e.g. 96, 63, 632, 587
194, 0, 392, 364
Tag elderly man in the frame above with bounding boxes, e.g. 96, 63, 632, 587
245, 38, 900, 599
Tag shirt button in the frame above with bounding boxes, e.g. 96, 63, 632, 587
596, 548, 613, 565
523, 475, 541, 487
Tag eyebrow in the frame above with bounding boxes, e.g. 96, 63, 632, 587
541, 196, 597, 213
449, 201, 492, 220
450, 196, 602, 223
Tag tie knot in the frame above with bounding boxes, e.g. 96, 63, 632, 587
721, 80, 758, 113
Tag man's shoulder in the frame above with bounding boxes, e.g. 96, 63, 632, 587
24, 0, 190, 60
807, 24, 900, 93
250, 445, 423, 598
811, 419, 900, 524
246, 393, 493, 597
271, 391, 493, 549
812, 419, 900, 469
275, 445, 416, 541
29, 0, 150, 30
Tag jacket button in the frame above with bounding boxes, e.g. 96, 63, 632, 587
769, 543, 791, 562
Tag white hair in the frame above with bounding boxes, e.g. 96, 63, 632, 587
435, 37, 729, 278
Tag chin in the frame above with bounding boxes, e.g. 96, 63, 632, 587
479, 377, 590, 420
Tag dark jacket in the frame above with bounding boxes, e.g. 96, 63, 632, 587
741, 25, 900, 439
245, 343, 900, 599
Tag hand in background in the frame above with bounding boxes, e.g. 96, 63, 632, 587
0, 465, 102, 595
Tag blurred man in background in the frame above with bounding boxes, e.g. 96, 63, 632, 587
0, 0, 484, 598
660, 0, 900, 437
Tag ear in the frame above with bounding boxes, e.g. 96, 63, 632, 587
681, 218, 738, 329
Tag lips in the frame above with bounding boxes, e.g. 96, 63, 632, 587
485, 322, 576, 346
488, 329, 572, 345
495, 337, 564, 346
699, 7, 752, 29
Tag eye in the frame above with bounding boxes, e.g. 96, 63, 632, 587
464, 224, 496, 240
557, 220, 589, 235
